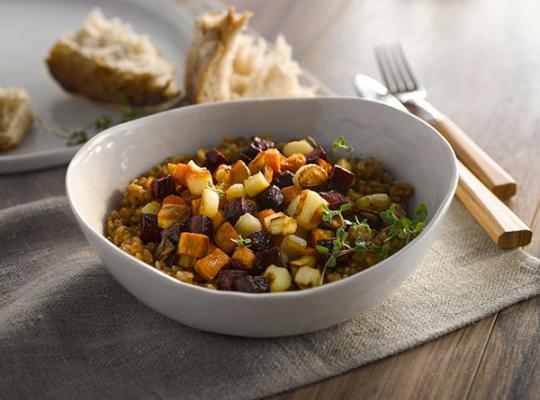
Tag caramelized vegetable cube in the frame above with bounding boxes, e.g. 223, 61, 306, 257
305, 144, 328, 163
281, 153, 306, 173
194, 248, 231, 281
293, 164, 328, 188
233, 275, 269, 293
330, 165, 355, 195
172, 163, 191, 186
290, 255, 317, 269
191, 198, 201, 216
291, 190, 328, 230
214, 222, 239, 254
244, 171, 270, 197
249, 230, 274, 253
152, 175, 176, 200
274, 171, 295, 188
217, 269, 248, 290
255, 246, 281, 273
205, 148, 228, 171
187, 215, 213, 237
177, 232, 209, 258
185, 167, 213, 196
231, 246, 256, 270
264, 212, 297, 235
200, 188, 219, 218
162, 195, 186, 206
356, 193, 392, 212
212, 210, 226, 230
282, 140, 314, 157
141, 201, 161, 215
263, 265, 292, 292
240, 137, 275, 162
140, 214, 161, 244
310, 228, 335, 248
225, 197, 257, 224
281, 185, 302, 205
235, 213, 263, 237
178, 254, 196, 269
157, 203, 191, 229
319, 190, 350, 209
257, 185, 284, 211
294, 266, 321, 289
226, 183, 245, 201
257, 209, 275, 229
316, 158, 333, 175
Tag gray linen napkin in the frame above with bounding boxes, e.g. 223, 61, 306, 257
0, 196, 538, 400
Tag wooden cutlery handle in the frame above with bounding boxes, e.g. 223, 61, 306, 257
456, 160, 532, 249
405, 99, 517, 199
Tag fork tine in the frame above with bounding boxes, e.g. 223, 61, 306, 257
392, 44, 422, 91
375, 46, 398, 94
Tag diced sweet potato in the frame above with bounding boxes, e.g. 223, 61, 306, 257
191, 198, 201, 215
230, 160, 251, 184
316, 158, 333, 175
177, 232, 209, 258
214, 221, 239, 254
231, 247, 256, 269
257, 209, 275, 228
212, 210, 226, 230
281, 153, 306, 173
248, 149, 283, 174
281, 186, 302, 204
162, 195, 186, 206
172, 163, 190, 186
309, 228, 335, 248
194, 248, 231, 281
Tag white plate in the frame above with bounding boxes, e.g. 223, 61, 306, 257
0, 0, 194, 174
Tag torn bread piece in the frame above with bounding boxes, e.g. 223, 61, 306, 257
185, 8, 315, 103
46, 8, 179, 108
0, 88, 33, 151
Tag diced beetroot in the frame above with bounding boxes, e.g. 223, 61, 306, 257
306, 145, 328, 163
234, 275, 270, 293
217, 269, 248, 291
254, 246, 281, 274
152, 175, 176, 200
205, 148, 228, 171
160, 222, 183, 244
249, 230, 274, 253
225, 197, 257, 224
187, 215, 213, 237
141, 214, 161, 244
319, 190, 350, 209
240, 137, 275, 161
309, 183, 331, 193
330, 165, 355, 194
257, 185, 284, 211
274, 171, 294, 188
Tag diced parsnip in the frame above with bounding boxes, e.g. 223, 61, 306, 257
232, 247, 256, 269
185, 167, 213, 196
212, 210, 226, 230
157, 204, 190, 229
263, 265, 292, 292
290, 255, 317, 269
226, 183, 245, 201
281, 185, 302, 204
244, 171, 270, 197
292, 164, 328, 188
194, 248, 231, 281
294, 266, 321, 289
281, 234, 307, 260
257, 209, 275, 229
336, 158, 352, 171
281, 153, 306, 173
230, 160, 251, 184
292, 190, 328, 230
316, 158, 333, 175
356, 193, 392, 212
191, 198, 201, 216
172, 163, 190, 186
214, 221, 239, 254
309, 228, 335, 247
287, 195, 301, 216
177, 232, 209, 258
235, 213, 262, 237
214, 164, 231, 184
282, 140, 314, 157
141, 201, 161, 215
200, 188, 219, 218
178, 254, 196, 269
264, 212, 297, 236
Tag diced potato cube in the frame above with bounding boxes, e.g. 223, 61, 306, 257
226, 183, 245, 201
244, 171, 270, 197
292, 190, 328, 230
177, 232, 209, 258
282, 234, 307, 255
282, 140, 314, 157
263, 265, 292, 292
230, 160, 251, 184
264, 212, 297, 236
294, 266, 321, 289
141, 201, 161, 215
356, 193, 392, 212
232, 247, 256, 269
286, 195, 301, 216
200, 188, 219, 218
235, 213, 262, 237
185, 167, 213, 196
157, 204, 190, 229
214, 221, 239, 254
290, 255, 317, 269
194, 248, 231, 281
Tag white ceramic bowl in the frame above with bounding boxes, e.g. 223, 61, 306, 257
66, 97, 457, 337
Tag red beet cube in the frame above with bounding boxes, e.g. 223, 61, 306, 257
306, 145, 328, 163
330, 165, 355, 194
225, 197, 257, 224
249, 230, 274, 253
257, 185, 284, 211
141, 214, 161, 244
205, 148, 228, 171
319, 190, 350, 209
233, 275, 270, 293
217, 269, 248, 291
152, 175, 176, 200
187, 215, 213, 237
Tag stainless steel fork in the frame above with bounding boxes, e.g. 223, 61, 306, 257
374, 43, 516, 200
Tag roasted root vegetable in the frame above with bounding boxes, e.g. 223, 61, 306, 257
217, 269, 248, 290
290, 255, 317, 269
226, 183, 245, 201
187, 215, 213, 237
172, 163, 191, 186
185, 165, 213, 196
257, 185, 284, 210
293, 164, 328, 188
235, 213, 263, 237
356, 193, 392, 212
294, 266, 321, 289
309, 228, 335, 248
230, 160, 251, 184
264, 212, 297, 235
263, 265, 292, 292
282, 140, 314, 157
257, 209, 275, 229
157, 203, 191, 229
231, 246, 256, 269
214, 221, 239, 254
281, 153, 306, 173
141, 201, 161, 215
281, 185, 302, 204
177, 232, 209, 258
244, 171, 270, 197
289, 190, 328, 230
194, 248, 231, 281
330, 165, 355, 194
234, 275, 269, 293
140, 214, 161, 244
152, 176, 176, 200
200, 188, 219, 218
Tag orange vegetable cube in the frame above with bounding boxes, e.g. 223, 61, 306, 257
316, 158, 333, 175
172, 163, 190, 186
214, 221, 239, 254
257, 209, 275, 228
281, 186, 302, 204
281, 153, 306, 173
162, 195, 186, 206
191, 198, 201, 215
230, 160, 251, 184
212, 210, 226, 230
231, 247, 256, 269
248, 149, 283, 174
309, 228, 335, 248
177, 232, 209, 258
194, 248, 231, 281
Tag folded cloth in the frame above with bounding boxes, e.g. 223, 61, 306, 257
0, 197, 538, 400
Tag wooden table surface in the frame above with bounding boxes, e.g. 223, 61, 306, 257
220, 1, 539, 399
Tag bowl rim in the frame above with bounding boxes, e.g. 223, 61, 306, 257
66, 96, 458, 300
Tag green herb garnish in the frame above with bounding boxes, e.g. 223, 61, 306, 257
232, 235, 252, 248
332, 136, 353, 153
207, 181, 226, 198
321, 203, 352, 224
66, 130, 89, 146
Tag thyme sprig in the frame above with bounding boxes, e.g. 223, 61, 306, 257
232, 235, 252, 248
332, 136, 353, 153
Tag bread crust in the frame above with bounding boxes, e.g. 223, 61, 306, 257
0, 89, 33, 151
